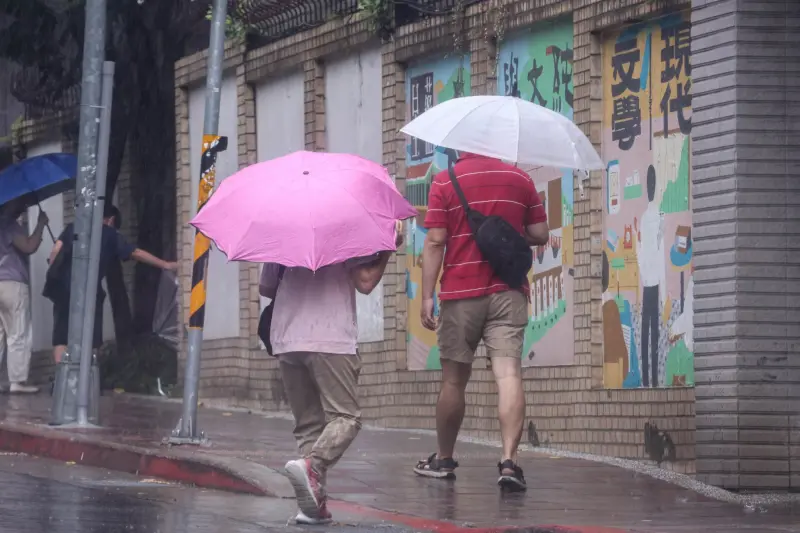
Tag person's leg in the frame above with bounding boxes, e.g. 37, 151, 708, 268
52, 295, 69, 364
0, 282, 10, 382
436, 359, 472, 460
92, 294, 104, 354
306, 352, 361, 471
284, 352, 359, 523
648, 287, 660, 387
415, 297, 485, 479
484, 290, 528, 490
641, 287, 652, 388
4, 282, 36, 392
280, 354, 326, 457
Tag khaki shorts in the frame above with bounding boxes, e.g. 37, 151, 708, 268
438, 290, 528, 364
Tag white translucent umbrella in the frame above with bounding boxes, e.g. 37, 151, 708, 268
401, 95, 604, 170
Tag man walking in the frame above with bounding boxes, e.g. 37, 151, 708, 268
45, 205, 177, 364
0, 199, 48, 393
414, 153, 549, 491
259, 232, 402, 524
636, 165, 665, 388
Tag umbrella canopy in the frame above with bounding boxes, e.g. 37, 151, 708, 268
0, 153, 77, 208
190, 151, 417, 271
400, 95, 604, 170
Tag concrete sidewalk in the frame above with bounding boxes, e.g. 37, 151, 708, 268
0, 393, 797, 533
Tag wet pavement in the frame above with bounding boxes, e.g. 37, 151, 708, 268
0, 453, 418, 533
1, 393, 800, 532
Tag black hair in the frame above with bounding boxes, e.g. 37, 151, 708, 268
646, 165, 656, 202
103, 204, 122, 229
602, 250, 609, 293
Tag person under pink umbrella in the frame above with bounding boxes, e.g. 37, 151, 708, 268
259, 227, 403, 524
192, 152, 415, 524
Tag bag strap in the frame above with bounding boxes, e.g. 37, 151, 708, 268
446, 163, 471, 213
447, 162, 484, 235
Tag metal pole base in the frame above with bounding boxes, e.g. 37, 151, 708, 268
163, 418, 210, 447
50, 353, 101, 427
57, 422, 102, 430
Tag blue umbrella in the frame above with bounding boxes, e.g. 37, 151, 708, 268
0, 153, 77, 241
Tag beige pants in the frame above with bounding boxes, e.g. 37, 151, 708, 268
0, 281, 32, 384
279, 352, 361, 474
438, 290, 529, 364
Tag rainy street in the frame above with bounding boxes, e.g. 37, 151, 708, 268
0, 453, 414, 533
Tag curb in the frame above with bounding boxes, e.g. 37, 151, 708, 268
0, 421, 294, 498
0, 421, 631, 533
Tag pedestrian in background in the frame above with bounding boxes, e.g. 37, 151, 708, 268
259, 230, 403, 525
44, 205, 177, 365
0, 199, 48, 393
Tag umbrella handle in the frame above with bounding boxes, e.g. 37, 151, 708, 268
32, 200, 55, 243
44, 222, 56, 243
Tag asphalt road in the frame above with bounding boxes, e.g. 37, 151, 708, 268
0, 453, 413, 533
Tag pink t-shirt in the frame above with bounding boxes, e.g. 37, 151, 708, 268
260, 262, 359, 356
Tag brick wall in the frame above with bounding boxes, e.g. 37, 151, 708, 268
174, 0, 698, 474
691, 0, 800, 491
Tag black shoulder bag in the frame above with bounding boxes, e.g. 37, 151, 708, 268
447, 164, 533, 289
258, 266, 286, 356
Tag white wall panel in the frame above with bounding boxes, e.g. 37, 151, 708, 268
325, 47, 385, 343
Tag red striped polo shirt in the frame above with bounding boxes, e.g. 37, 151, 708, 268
424, 153, 547, 301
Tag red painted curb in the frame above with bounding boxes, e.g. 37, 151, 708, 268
329, 501, 633, 533
0, 422, 271, 496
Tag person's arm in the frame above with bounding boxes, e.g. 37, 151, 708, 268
259, 263, 280, 299
47, 240, 63, 265
421, 227, 446, 300
131, 248, 178, 271
524, 180, 549, 246
420, 178, 449, 330
350, 251, 393, 295
10, 211, 48, 255
525, 222, 550, 246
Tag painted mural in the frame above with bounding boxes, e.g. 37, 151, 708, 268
405, 54, 471, 370
497, 20, 575, 367
601, 12, 694, 389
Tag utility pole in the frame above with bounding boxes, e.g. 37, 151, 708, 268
75, 60, 115, 426
168, 0, 228, 445
51, 0, 108, 426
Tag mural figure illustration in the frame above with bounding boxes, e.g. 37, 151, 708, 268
637, 165, 666, 387
602, 12, 694, 389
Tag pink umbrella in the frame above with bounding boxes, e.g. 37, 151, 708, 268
190, 151, 417, 271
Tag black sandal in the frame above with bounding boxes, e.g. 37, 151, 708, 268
413, 453, 459, 479
497, 459, 527, 491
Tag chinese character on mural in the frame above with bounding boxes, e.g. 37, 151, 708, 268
504, 53, 520, 97
409, 72, 435, 160
527, 58, 548, 108
660, 20, 692, 136
546, 44, 574, 113
611, 37, 642, 151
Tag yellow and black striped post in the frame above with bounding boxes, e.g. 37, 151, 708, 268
172, 134, 227, 443
188, 135, 228, 329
